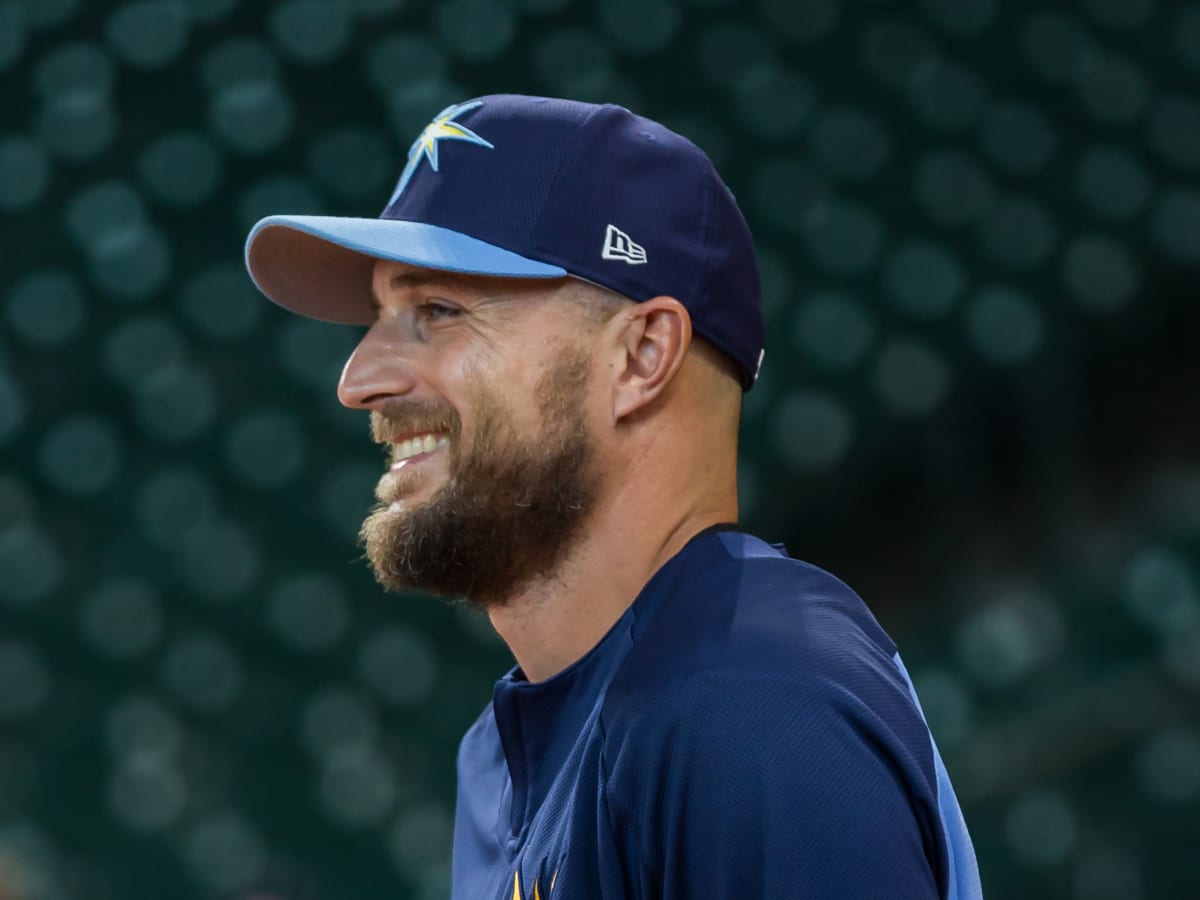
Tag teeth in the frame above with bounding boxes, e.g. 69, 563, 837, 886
393, 433, 448, 462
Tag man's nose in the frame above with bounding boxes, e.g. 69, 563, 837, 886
337, 326, 420, 409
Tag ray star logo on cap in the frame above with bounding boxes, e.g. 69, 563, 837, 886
244, 94, 765, 389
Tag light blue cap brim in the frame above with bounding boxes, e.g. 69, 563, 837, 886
244, 214, 569, 325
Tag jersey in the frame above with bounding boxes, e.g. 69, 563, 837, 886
451, 527, 983, 899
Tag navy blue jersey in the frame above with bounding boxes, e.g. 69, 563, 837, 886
452, 529, 982, 899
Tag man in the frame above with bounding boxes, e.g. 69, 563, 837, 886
245, 95, 982, 899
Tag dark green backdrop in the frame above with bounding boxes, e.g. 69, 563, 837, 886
2, 0, 1198, 897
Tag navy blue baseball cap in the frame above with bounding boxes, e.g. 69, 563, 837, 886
244, 94, 765, 388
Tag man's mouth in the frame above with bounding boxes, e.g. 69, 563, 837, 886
390, 432, 450, 469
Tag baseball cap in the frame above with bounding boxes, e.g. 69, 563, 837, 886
244, 94, 765, 388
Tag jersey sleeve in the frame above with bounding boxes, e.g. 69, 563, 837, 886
601, 665, 945, 899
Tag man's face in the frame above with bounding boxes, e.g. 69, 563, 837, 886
341, 261, 603, 605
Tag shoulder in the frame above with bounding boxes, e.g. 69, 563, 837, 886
599, 533, 935, 819
595, 538, 945, 897
609, 532, 906, 723
456, 701, 500, 771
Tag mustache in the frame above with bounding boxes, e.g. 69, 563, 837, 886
370, 402, 460, 445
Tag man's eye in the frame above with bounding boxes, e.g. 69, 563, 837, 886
416, 302, 462, 321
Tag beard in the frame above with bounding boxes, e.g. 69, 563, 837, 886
358, 348, 599, 606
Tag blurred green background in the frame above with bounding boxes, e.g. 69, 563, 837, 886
2, 0, 1199, 897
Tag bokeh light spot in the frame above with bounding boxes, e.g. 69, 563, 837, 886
1152, 188, 1200, 264
915, 150, 995, 225
134, 363, 219, 443
6, 270, 86, 347
907, 60, 987, 133
37, 414, 124, 496
760, 0, 837, 43
808, 106, 890, 182
752, 158, 829, 235
1062, 234, 1140, 313
300, 686, 380, 759
237, 174, 324, 232
139, 132, 223, 207
199, 37, 280, 93
162, 631, 245, 712
266, 572, 351, 653
1022, 12, 1095, 84
695, 23, 775, 88
0, 641, 52, 719
978, 195, 1057, 270
210, 80, 295, 155
276, 318, 359, 390
359, 627, 438, 707
600, 0, 680, 55
771, 389, 855, 472
35, 88, 117, 161
793, 291, 875, 369
0, 372, 26, 447
802, 200, 885, 274
65, 180, 148, 251
33, 41, 114, 97
86, 223, 173, 302
0, 136, 50, 211
308, 127, 392, 200
1074, 145, 1153, 222
365, 34, 447, 97
533, 29, 614, 102
269, 0, 352, 66
1148, 95, 1200, 171
102, 314, 187, 387
223, 408, 307, 489
1006, 790, 1077, 867
920, 0, 996, 37
736, 67, 813, 139
1082, 0, 1155, 29
320, 462, 379, 542
80, 579, 165, 660
134, 465, 219, 551
183, 519, 261, 601
108, 753, 188, 832
860, 17, 937, 87
965, 285, 1045, 365
319, 743, 397, 826
185, 813, 266, 892
1122, 546, 1199, 636
874, 337, 952, 417
0, 526, 62, 606
884, 239, 966, 318
105, 1, 189, 69
179, 262, 265, 341
0, 5, 26, 72
979, 101, 1057, 175
1076, 53, 1149, 124
1134, 727, 1200, 806
433, 0, 516, 61
1177, 5, 1200, 72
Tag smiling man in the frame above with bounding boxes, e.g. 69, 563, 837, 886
245, 95, 981, 899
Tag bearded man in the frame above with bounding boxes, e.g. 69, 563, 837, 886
245, 94, 982, 900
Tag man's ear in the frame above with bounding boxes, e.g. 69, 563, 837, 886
609, 296, 691, 422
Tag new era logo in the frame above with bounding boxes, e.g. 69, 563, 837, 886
601, 224, 647, 265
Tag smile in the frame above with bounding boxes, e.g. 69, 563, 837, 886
391, 432, 449, 469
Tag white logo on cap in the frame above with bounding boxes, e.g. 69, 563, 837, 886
602, 224, 647, 265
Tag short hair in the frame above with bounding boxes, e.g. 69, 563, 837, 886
561, 278, 744, 403
560, 278, 634, 324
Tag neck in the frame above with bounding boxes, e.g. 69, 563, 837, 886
484, 471, 737, 683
